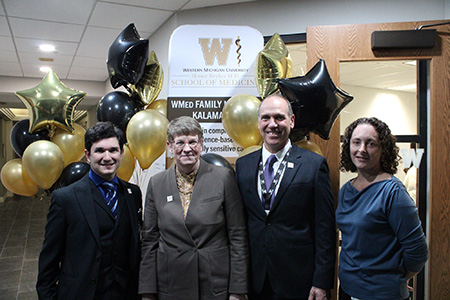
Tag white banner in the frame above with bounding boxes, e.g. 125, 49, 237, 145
168, 25, 263, 157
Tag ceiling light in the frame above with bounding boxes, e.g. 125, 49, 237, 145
39, 44, 56, 52
40, 66, 52, 73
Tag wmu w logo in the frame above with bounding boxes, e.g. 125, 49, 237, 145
400, 148, 424, 168
199, 37, 242, 66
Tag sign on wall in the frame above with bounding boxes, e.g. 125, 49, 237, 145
168, 25, 263, 157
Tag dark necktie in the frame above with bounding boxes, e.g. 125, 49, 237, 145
263, 155, 277, 209
101, 182, 118, 218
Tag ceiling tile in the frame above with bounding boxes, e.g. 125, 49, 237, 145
182, 0, 256, 10
14, 38, 78, 56
77, 26, 124, 58
0, 36, 15, 51
0, 16, 10, 36
89, 2, 172, 32
0, 62, 22, 77
0, 51, 19, 63
68, 66, 109, 82
101, 0, 188, 11
4, 0, 96, 24
17, 51, 74, 66
72, 56, 107, 69
9, 18, 84, 42
21, 64, 70, 79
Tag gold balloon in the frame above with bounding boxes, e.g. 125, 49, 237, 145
128, 51, 164, 106
294, 140, 323, 156
126, 110, 168, 169
255, 33, 292, 99
239, 145, 262, 157
22, 140, 65, 189
15, 69, 86, 134
222, 94, 262, 148
146, 99, 167, 117
1, 159, 39, 197
51, 123, 86, 166
117, 144, 135, 181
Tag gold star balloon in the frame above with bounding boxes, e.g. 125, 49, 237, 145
15, 70, 86, 134
255, 33, 292, 99
128, 51, 164, 106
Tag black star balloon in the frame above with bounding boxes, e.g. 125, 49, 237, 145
277, 59, 353, 140
15, 70, 86, 134
107, 23, 149, 89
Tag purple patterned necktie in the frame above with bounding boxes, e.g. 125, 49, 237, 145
101, 182, 118, 218
263, 155, 277, 190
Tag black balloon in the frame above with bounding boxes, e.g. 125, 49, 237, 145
107, 23, 149, 89
53, 162, 90, 190
10, 119, 50, 157
277, 59, 353, 140
202, 153, 234, 173
97, 91, 139, 134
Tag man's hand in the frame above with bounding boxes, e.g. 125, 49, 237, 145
308, 286, 328, 300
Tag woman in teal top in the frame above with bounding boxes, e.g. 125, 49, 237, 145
336, 117, 428, 300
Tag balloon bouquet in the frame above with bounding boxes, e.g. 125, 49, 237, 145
222, 33, 354, 156
1, 70, 87, 197
99, 23, 168, 181
1, 23, 169, 198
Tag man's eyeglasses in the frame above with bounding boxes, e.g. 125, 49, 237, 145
173, 140, 199, 149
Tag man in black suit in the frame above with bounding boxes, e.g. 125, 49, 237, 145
235, 94, 336, 300
37, 122, 142, 300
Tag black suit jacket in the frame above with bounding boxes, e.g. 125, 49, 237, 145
235, 145, 336, 299
36, 174, 142, 300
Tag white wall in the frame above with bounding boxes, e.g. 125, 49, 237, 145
340, 85, 417, 135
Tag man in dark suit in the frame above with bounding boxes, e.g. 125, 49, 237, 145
37, 121, 142, 300
235, 94, 336, 300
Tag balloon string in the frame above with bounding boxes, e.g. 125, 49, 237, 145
47, 125, 56, 139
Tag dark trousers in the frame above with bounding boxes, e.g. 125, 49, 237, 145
94, 283, 130, 300
250, 274, 305, 300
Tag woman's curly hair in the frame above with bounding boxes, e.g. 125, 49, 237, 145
339, 117, 400, 174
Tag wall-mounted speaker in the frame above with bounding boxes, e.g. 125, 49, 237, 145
371, 29, 436, 50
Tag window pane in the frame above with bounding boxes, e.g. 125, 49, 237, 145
340, 60, 418, 135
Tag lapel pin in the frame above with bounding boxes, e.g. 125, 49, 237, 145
127, 188, 132, 194
288, 162, 294, 168
167, 195, 173, 202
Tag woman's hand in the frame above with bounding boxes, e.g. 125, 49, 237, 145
229, 294, 247, 300
141, 293, 157, 300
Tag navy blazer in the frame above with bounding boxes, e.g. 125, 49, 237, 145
235, 144, 336, 299
37, 174, 142, 300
